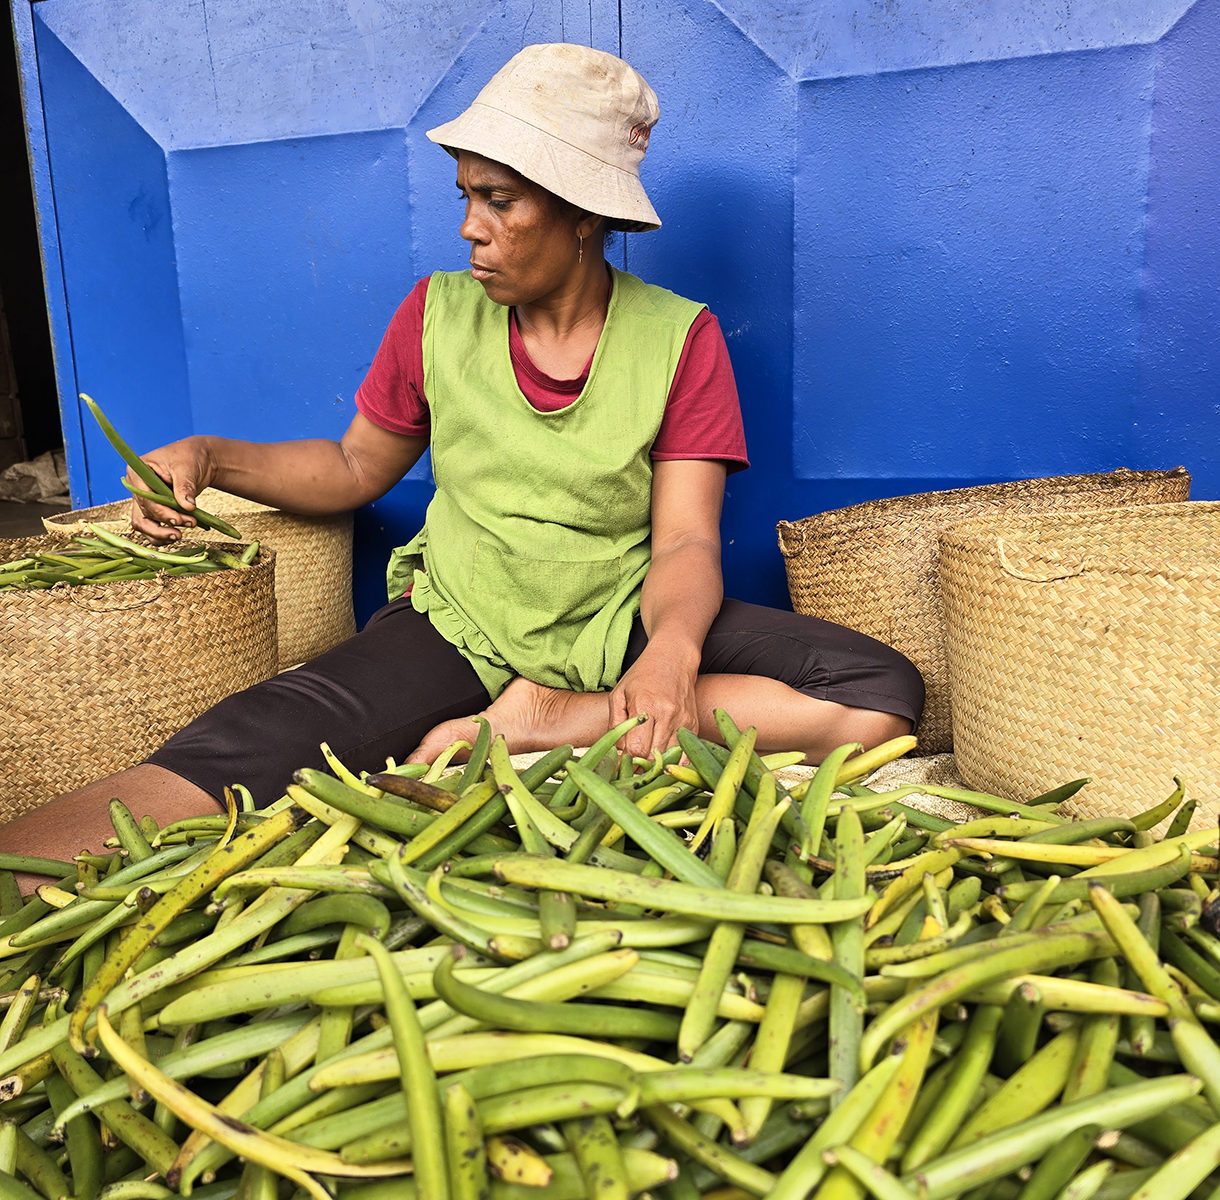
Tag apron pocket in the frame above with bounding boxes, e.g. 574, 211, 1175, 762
471, 540, 623, 652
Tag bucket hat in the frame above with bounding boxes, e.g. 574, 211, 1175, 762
426, 43, 662, 232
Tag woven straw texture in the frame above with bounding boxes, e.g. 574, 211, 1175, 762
46, 489, 355, 669
777, 468, 1191, 755
0, 533, 277, 821
940, 501, 1220, 830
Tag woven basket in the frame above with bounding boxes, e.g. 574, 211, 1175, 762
939, 501, 1220, 830
777, 468, 1191, 754
0, 533, 277, 820
46, 489, 355, 669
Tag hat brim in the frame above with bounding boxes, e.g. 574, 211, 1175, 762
427, 103, 661, 233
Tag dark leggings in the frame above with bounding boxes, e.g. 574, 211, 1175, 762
147, 597, 924, 806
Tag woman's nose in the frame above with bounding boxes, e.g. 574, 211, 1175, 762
459, 204, 485, 244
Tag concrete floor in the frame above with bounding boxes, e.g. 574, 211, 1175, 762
0, 500, 66, 539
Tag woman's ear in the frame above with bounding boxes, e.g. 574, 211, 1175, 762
574, 212, 606, 241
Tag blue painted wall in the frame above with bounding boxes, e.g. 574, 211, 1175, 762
1136, 0, 1220, 470
16, 0, 1220, 622
796, 46, 1154, 482
167, 131, 426, 617
34, 21, 193, 500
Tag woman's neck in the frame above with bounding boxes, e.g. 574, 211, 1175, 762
514, 257, 612, 382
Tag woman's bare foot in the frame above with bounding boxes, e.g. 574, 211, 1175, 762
409, 677, 612, 764
408, 673, 912, 769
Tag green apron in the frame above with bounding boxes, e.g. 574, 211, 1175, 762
386, 266, 705, 698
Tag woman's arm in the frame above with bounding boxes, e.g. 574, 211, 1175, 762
128, 413, 428, 540
608, 458, 727, 757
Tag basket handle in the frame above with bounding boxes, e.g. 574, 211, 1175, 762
996, 537, 1090, 582
776, 522, 805, 557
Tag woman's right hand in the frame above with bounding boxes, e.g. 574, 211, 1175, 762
126, 436, 216, 542
125, 416, 429, 541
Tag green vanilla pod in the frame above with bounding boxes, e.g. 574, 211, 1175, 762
432, 946, 680, 1040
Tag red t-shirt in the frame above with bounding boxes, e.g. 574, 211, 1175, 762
356, 275, 749, 471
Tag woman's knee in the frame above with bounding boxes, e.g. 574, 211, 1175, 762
872, 643, 925, 730
832, 704, 913, 749
705, 601, 925, 730
790, 615, 924, 732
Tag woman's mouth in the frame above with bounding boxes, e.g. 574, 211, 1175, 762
470, 263, 495, 281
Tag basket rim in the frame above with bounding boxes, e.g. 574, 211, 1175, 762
42, 494, 356, 531
776, 467, 1191, 540
937, 499, 1220, 575
40, 499, 135, 525
41, 489, 277, 526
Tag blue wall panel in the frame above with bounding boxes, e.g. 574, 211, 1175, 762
34, 15, 192, 494
710, 0, 1189, 79
169, 132, 415, 443
794, 45, 1154, 481
18, 0, 1220, 626
33, 0, 497, 150
1135, 0, 1220, 497
167, 131, 430, 622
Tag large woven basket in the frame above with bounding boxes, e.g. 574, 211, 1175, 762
46, 489, 355, 669
776, 468, 1191, 754
939, 501, 1220, 829
0, 533, 278, 820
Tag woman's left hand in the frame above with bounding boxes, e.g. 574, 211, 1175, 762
608, 641, 701, 758
609, 459, 726, 759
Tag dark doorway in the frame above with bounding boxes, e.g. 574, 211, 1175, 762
1, 0, 61, 465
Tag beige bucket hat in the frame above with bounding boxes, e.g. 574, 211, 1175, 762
426, 43, 662, 232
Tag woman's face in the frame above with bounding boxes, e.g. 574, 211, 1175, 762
456, 151, 594, 306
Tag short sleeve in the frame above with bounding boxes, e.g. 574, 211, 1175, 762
355, 276, 431, 437
652, 310, 749, 472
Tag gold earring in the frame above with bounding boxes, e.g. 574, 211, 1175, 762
578, 235, 584, 265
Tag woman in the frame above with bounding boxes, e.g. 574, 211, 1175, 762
0, 44, 922, 863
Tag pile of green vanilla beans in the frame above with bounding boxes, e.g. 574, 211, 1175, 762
0, 713, 1219, 1200
0, 525, 258, 591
